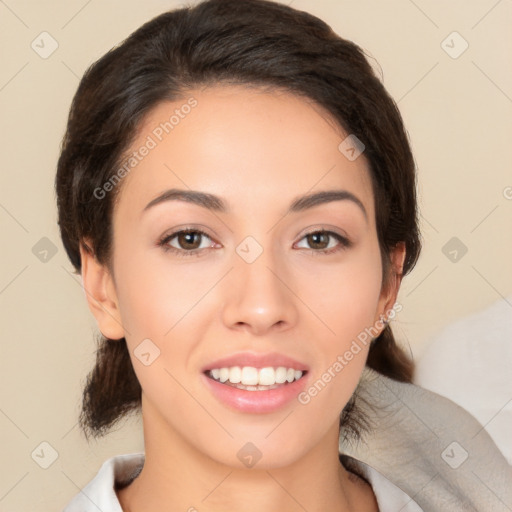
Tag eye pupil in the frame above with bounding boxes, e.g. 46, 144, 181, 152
179, 231, 201, 249
308, 232, 329, 249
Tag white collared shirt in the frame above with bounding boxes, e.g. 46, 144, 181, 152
62, 452, 423, 511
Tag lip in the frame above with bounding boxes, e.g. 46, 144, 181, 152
202, 351, 309, 372
201, 351, 310, 414
202, 371, 309, 413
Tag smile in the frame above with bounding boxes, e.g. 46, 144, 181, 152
206, 366, 305, 391
203, 365, 309, 413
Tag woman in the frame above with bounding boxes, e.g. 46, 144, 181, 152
56, 0, 511, 510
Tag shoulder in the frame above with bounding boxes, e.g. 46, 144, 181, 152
342, 454, 423, 511
342, 369, 512, 511
414, 295, 512, 463
61, 453, 144, 512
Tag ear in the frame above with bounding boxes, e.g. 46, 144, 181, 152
79, 239, 125, 340
375, 242, 406, 326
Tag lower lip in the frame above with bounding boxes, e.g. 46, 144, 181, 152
202, 373, 308, 413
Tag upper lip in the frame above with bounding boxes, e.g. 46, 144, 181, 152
202, 352, 309, 372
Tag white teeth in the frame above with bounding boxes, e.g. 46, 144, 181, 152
228, 366, 241, 384
258, 367, 275, 386
208, 366, 305, 387
275, 367, 287, 384
219, 368, 229, 383
241, 366, 259, 385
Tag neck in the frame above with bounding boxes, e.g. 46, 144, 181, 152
117, 400, 377, 512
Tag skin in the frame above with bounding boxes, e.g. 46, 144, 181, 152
80, 85, 405, 512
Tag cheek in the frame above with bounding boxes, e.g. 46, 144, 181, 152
111, 244, 225, 400
110, 247, 214, 410
112, 244, 217, 341
296, 242, 382, 402
299, 241, 383, 343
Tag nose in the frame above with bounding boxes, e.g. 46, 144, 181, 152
221, 244, 299, 336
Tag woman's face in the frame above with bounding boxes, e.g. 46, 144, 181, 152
84, 85, 403, 468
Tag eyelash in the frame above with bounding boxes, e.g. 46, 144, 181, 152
157, 228, 352, 258
297, 229, 352, 255
157, 228, 217, 258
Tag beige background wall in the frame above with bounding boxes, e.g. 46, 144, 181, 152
1, 0, 511, 510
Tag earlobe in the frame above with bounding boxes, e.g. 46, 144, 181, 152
387, 241, 406, 299
377, 242, 407, 326
79, 240, 125, 340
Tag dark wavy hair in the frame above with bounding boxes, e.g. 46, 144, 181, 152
55, 0, 421, 440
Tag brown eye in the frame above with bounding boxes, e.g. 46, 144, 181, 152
159, 229, 215, 255
306, 232, 330, 250
175, 231, 203, 250
295, 230, 351, 253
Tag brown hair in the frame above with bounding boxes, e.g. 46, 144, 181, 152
55, 0, 421, 439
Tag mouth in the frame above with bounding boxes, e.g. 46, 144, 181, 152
205, 366, 307, 391
201, 354, 310, 413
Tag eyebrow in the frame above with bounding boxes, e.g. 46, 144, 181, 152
143, 188, 367, 220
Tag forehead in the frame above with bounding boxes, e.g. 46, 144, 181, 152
114, 84, 374, 221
